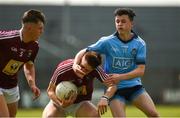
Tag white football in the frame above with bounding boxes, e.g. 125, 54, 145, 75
55, 81, 78, 100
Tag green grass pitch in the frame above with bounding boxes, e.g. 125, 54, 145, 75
16, 105, 180, 117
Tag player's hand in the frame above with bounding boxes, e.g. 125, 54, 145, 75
104, 74, 120, 85
30, 85, 41, 100
53, 98, 62, 107
60, 92, 77, 108
97, 97, 109, 115
73, 64, 86, 78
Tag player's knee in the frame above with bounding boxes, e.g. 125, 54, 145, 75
86, 107, 100, 117
151, 111, 160, 117
147, 110, 160, 117
90, 110, 100, 117
76, 101, 100, 117
42, 112, 53, 118
83, 111, 100, 117
42, 110, 53, 118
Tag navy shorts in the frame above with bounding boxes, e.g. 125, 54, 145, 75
111, 85, 145, 103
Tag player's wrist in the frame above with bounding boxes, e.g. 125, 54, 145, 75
101, 95, 109, 103
28, 79, 36, 86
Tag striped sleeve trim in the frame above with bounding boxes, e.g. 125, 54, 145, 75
95, 66, 108, 82
0, 34, 20, 40
0, 30, 20, 39
50, 62, 73, 84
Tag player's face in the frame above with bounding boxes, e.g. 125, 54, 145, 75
79, 57, 93, 75
115, 15, 133, 34
27, 21, 44, 41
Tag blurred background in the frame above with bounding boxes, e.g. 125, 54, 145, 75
0, 0, 180, 108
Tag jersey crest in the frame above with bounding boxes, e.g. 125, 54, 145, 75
2, 59, 24, 75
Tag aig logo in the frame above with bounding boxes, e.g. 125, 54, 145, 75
113, 57, 134, 69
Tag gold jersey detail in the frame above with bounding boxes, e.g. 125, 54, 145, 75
2, 59, 24, 75
78, 85, 87, 95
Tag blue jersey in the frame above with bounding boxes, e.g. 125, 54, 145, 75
87, 31, 146, 89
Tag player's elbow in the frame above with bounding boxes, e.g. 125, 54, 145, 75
137, 65, 145, 77
138, 70, 145, 77
139, 71, 144, 77
47, 89, 54, 98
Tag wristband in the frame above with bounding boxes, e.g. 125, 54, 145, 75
101, 95, 109, 103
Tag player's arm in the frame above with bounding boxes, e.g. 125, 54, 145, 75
73, 48, 87, 78
47, 81, 77, 108
95, 67, 117, 115
23, 61, 40, 100
95, 66, 117, 99
47, 82, 62, 106
103, 85, 117, 100
105, 64, 145, 85
97, 84, 117, 115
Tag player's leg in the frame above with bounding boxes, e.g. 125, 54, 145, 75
42, 101, 66, 118
132, 91, 159, 117
108, 90, 127, 117
109, 98, 126, 117
75, 101, 100, 117
0, 94, 9, 117
3, 86, 20, 117
7, 102, 18, 117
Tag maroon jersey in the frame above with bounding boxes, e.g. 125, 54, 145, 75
0, 30, 39, 89
51, 59, 108, 104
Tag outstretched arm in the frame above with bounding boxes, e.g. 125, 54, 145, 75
23, 61, 40, 100
97, 85, 117, 115
105, 65, 145, 85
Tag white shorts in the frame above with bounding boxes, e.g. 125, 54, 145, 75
0, 86, 20, 104
50, 100, 85, 117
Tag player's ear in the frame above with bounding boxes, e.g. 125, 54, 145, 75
24, 23, 32, 30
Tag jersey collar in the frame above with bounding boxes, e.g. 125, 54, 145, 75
113, 30, 138, 43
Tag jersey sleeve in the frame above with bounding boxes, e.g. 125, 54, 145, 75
87, 37, 107, 54
50, 65, 60, 85
136, 41, 146, 65
94, 66, 108, 82
50, 60, 73, 85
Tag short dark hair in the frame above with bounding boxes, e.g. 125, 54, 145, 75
22, 9, 45, 24
114, 8, 136, 21
84, 51, 102, 69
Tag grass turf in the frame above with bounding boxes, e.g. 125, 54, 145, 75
16, 105, 180, 117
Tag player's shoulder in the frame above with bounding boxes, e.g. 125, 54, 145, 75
53, 59, 74, 77
94, 66, 108, 80
99, 33, 116, 42
131, 30, 146, 45
135, 36, 146, 46
57, 59, 74, 68
0, 30, 20, 41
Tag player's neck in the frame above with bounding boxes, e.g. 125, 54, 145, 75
118, 31, 133, 41
21, 28, 33, 43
